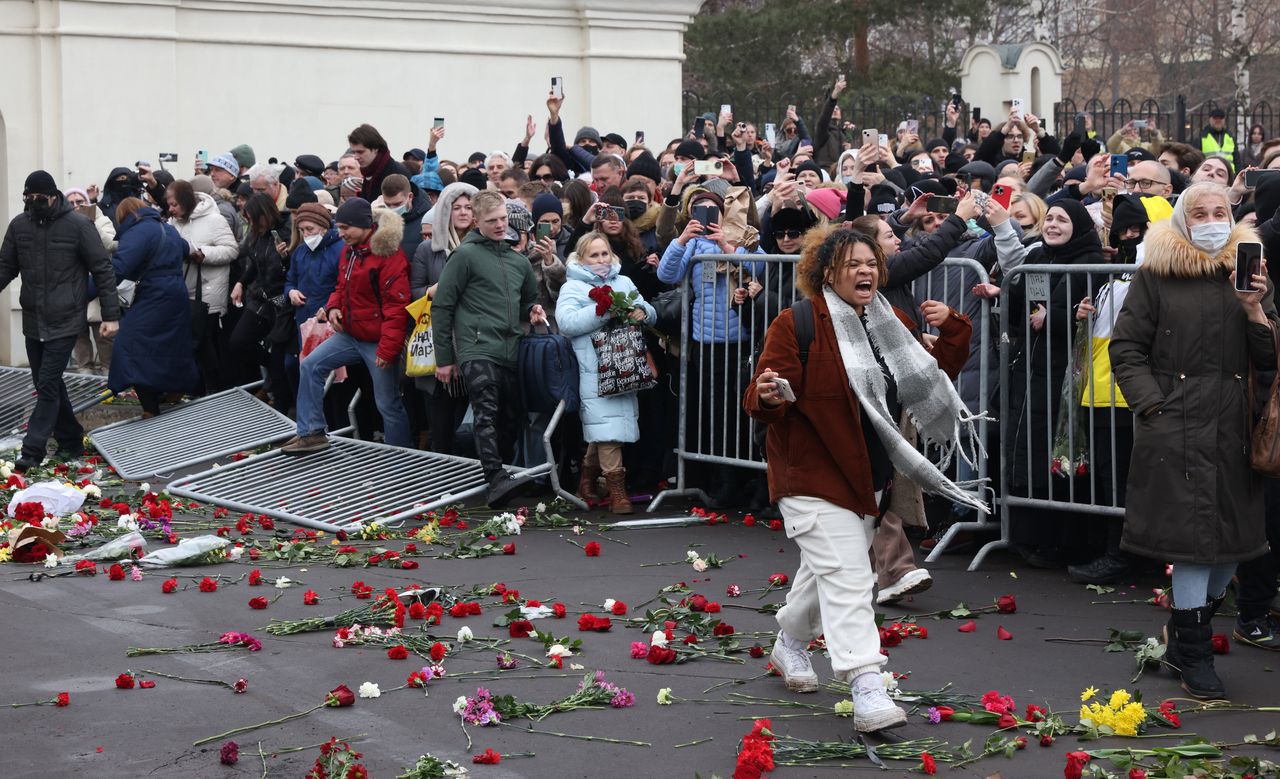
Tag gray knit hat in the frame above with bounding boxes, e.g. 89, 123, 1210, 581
573, 126, 602, 146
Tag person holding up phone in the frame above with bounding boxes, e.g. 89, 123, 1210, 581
1110, 182, 1278, 700
658, 188, 766, 508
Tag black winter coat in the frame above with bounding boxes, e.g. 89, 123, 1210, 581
0, 197, 121, 341
1111, 221, 1278, 564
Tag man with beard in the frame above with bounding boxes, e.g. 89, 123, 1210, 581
0, 171, 121, 471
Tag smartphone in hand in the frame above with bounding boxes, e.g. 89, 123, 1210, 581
1236, 242, 1263, 292
772, 376, 796, 402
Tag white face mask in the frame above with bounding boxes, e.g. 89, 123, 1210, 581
1189, 220, 1231, 252
389, 203, 408, 216
303, 233, 324, 251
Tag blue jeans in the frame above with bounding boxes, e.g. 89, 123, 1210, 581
1171, 563, 1237, 610
295, 332, 410, 448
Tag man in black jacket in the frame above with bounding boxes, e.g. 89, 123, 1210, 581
0, 171, 121, 471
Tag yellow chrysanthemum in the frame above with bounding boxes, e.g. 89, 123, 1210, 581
1081, 686, 1098, 701
0, 546, 11, 563
1109, 689, 1131, 709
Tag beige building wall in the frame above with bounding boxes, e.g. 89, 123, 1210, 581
0, 0, 705, 365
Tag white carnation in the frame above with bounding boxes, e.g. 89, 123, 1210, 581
358, 682, 381, 699
457, 626, 473, 642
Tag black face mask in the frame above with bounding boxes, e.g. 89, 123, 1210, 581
581, 143, 600, 157
624, 200, 648, 220
1018, 222, 1035, 232
1115, 236, 1142, 264
25, 197, 57, 220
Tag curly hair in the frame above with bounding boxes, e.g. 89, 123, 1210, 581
794, 225, 888, 299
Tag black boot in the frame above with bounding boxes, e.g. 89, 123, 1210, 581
1162, 606, 1226, 700
1068, 550, 1133, 584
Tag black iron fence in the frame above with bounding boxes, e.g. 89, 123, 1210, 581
681, 91, 961, 146
1053, 96, 1277, 147
684, 90, 1278, 150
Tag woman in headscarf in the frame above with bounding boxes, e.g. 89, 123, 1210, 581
1064, 193, 1160, 585
1001, 199, 1106, 568
745, 226, 980, 732
1111, 182, 1277, 699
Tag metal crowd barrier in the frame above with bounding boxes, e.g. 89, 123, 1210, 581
980, 263, 1141, 570
0, 367, 113, 437
647, 254, 996, 525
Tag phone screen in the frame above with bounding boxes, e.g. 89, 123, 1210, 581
635, 131, 644, 145
765, 123, 778, 145
1246, 169, 1280, 188
433, 117, 445, 128
927, 196, 959, 214
1236, 242, 1263, 292
972, 107, 982, 123
536, 223, 552, 240
906, 120, 919, 136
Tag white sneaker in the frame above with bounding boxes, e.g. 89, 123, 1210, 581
875, 568, 932, 606
769, 635, 819, 693
850, 672, 907, 732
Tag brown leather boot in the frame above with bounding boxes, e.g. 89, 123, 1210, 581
578, 461, 603, 502
604, 469, 633, 514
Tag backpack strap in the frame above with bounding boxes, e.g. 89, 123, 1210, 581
791, 298, 815, 365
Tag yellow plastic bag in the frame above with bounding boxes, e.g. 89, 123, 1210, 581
403, 294, 436, 377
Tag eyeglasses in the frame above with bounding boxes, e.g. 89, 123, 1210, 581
1125, 178, 1165, 190
776, 229, 803, 239
1006, 133, 1023, 140
22, 194, 52, 203
535, 173, 558, 182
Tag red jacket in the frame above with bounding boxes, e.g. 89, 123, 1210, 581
744, 294, 971, 516
325, 209, 411, 363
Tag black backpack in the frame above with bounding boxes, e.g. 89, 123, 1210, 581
792, 298, 815, 364
518, 326, 580, 413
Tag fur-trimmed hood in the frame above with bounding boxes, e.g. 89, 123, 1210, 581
632, 202, 661, 233
1142, 220, 1257, 279
369, 206, 405, 257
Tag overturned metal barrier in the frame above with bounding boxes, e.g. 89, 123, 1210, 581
166, 438, 553, 533
0, 367, 112, 437
89, 387, 295, 479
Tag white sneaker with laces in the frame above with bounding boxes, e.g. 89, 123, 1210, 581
850, 671, 907, 732
875, 568, 933, 606
769, 634, 819, 693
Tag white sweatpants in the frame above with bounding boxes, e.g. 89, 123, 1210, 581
774, 494, 886, 680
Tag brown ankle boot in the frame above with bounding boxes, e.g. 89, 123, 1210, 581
578, 461, 603, 502
604, 469, 633, 514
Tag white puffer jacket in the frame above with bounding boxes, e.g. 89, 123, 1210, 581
173, 192, 239, 315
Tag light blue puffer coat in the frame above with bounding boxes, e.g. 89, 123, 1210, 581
555, 257, 657, 443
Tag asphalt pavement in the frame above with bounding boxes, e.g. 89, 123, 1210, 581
2, 488, 1279, 778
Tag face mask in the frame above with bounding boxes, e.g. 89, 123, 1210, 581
1189, 220, 1231, 252
583, 144, 600, 156
389, 203, 408, 216
303, 233, 325, 251
624, 200, 647, 220
1115, 237, 1142, 263
1018, 222, 1034, 232
840, 174, 854, 184
672, 163, 684, 178
25, 197, 56, 219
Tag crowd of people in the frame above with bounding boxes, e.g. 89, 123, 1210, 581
4, 80, 1280, 721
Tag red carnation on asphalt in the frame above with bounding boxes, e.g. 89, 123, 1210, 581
115, 673, 135, 689
429, 642, 447, 662
55, 692, 70, 706
472, 748, 501, 765
303, 589, 319, 605
107, 563, 125, 581
199, 577, 218, 592
552, 603, 567, 618
387, 645, 409, 660
161, 577, 178, 594
408, 602, 427, 620
584, 541, 601, 556
248, 596, 269, 610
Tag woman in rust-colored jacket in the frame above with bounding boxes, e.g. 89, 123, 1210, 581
744, 227, 973, 735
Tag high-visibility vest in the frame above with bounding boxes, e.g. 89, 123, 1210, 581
1201, 130, 1235, 157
